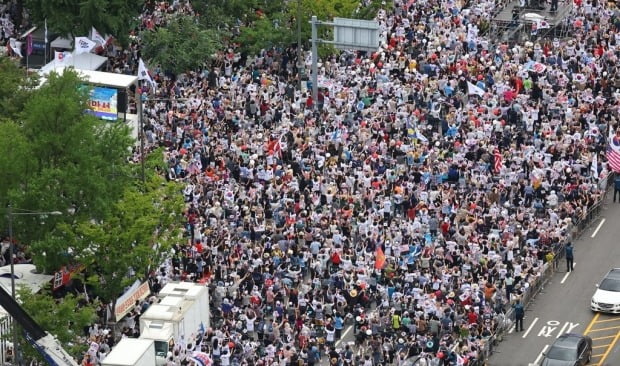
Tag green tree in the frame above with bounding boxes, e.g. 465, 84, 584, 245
141, 15, 223, 74
0, 58, 37, 120
3, 70, 134, 271
234, 14, 294, 55
25, 0, 144, 45
69, 171, 184, 320
16, 286, 97, 362
0, 122, 34, 212
194, 0, 259, 28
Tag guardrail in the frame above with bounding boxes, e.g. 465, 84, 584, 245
475, 173, 613, 366
397, 175, 612, 366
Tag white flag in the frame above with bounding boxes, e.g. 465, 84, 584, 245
467, 81, 485, 97
44, 19, 48, 44
138, 58, 156, 88
8, 38, 22, 58
591, 153, 598, 178
75, 37, 96, 54
54, 51, 73, 66
90, 27, 106, 45
415, 130, 429, 144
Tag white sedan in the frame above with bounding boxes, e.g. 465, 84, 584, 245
591, 268, 620, 313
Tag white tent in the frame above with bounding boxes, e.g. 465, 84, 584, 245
39, 66, 138, 89
50, 36, 72, 50
40, 52, 107, 73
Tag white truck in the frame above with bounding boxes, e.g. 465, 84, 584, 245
156, 282, 210, 329
101, 338, 157, 366
139, 282, 209, 363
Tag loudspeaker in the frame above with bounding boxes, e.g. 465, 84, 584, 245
117, 88, 127, 113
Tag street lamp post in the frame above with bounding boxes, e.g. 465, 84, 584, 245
136, 89, 146, 187
5, 207, 62, 366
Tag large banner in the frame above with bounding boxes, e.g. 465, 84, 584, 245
114, 280, 150, 320
87, 87, 118, 121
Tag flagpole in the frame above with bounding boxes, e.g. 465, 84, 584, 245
44, 19, 48, 64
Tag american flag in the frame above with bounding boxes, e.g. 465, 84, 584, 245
607, 129, 620, 172
494, 149, 503, 173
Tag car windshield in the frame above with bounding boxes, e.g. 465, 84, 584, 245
546, 346, 576, 361
599, 278, 620, 292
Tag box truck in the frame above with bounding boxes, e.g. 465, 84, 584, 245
102, 338, 157, 366
157, 282, 210, 328
139, 282, 210, 363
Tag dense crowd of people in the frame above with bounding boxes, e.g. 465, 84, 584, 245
122, 0, 619, 365
6, 0, 620, 364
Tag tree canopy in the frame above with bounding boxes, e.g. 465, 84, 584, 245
140, 14, 223, 75
141, 0, 385, 72
3, 70, 134, 254
25, 0, 144, 45
73, 170, 184, 308
0, 60, 185, 353
17, 286, 97, 362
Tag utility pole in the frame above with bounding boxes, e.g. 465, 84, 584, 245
311, 16, 319, 106
297, 0, 303, 90
137, 88, 146, 187
6, 206, 18, 366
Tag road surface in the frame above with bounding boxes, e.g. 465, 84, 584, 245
489, 194, 620, 366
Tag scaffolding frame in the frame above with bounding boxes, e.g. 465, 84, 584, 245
486, 0, 574, 44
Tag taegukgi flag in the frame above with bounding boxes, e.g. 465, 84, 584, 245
138, 58, 156, 88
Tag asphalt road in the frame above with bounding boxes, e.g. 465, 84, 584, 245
489, 193, 620, 366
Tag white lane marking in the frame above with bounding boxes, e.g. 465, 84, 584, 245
533, 344, 549, 365
556, 322, 569, 338
523, 317, 539, 338
335, 325, 353, 346
561, 263, 576, 284
591, 218, 606, 238
509, 324, 515, 333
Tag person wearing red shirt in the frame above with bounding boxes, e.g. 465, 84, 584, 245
467, 308, 479, 325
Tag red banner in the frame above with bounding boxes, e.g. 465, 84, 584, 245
53, 264, 85, 290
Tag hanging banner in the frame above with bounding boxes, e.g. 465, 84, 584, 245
114, 281, 151, 320
52, 264, 85, 290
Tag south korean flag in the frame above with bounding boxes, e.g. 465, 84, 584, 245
138, 58, 156, 89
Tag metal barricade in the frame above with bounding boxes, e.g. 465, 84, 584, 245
482, 178, 611, 364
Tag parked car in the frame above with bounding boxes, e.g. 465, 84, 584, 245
591, 268, 620, 313
540, 333, 592, 366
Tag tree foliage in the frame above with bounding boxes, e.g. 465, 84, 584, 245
141, 15, 223, 74
72, 172, 184, 306
0, 58, 36, 120
0, 122, 34, 212
17, 286, 97, 362
5, 70, 134, 255
25, 0, 144, 45
233, 15, 293, 56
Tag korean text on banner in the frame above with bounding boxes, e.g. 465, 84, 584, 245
114, 281, 151, 320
